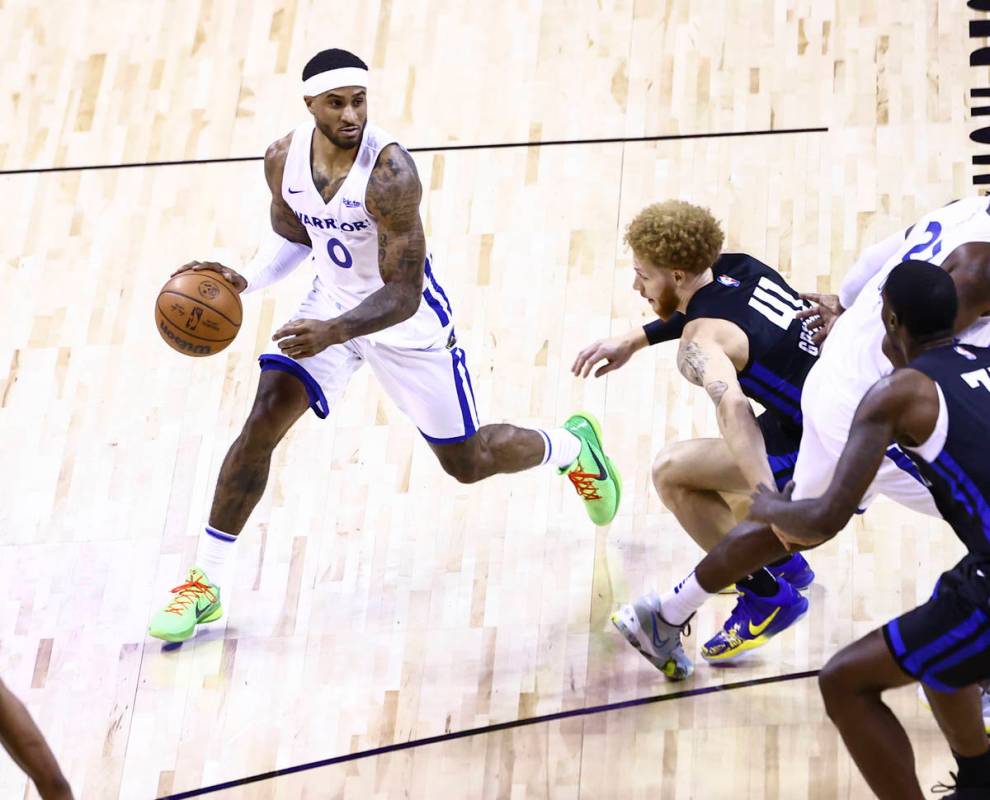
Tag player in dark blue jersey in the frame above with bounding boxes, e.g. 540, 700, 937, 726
749, 261, 990, 799
573, 200, 816, 673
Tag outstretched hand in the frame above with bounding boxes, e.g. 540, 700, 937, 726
797, 293, 843, 346
572, 334, 638, 378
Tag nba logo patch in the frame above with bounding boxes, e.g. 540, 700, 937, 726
955, 345, 977, 360
717, 274, 740, 287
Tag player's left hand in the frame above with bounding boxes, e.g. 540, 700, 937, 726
272, 319, 344, 359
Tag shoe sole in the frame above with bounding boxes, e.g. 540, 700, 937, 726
610, 608, 693, 680
149, 604, 223, 643
571, 410, 622, 525
702, 601, 809, 664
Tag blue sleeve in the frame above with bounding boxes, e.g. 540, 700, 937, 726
643, 313, 687, 345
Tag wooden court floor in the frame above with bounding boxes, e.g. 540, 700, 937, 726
0, 1, 986, 797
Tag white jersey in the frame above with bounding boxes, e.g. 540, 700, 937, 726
280, 120, 452, 348
805, 197, 990, 438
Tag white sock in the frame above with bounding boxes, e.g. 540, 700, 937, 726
538, 428, 583, 469
195, 525, 238, 591
658, 572, 715, 626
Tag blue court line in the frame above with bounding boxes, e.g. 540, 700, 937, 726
158, 668, 822, 799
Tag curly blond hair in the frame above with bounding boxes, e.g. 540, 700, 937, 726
624, 200, 724, 274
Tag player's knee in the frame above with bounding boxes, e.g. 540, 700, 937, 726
652, 446, 684, 502
435, 440, 486, 484
818, 653, 858, 717
240, 393, 300, 454
438, 454, 482, 484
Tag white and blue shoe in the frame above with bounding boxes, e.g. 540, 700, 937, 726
611, 592, 694, 681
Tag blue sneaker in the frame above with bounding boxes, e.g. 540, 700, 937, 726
767, 553, 815, 591
701, 579, 808, 663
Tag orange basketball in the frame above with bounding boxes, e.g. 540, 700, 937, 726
155, 270, 243, 356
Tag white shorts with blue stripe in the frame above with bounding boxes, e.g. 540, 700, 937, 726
260, 284, 480, 443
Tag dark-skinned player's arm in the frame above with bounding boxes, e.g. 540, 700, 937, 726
274, 144, 425, 359
173, 134, 312, 293
749, 368, 939, 548
0, 677, 74, 800
676, 319, 775, 491
945, 244, 990, 333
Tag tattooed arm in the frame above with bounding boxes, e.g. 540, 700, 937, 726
677, 319, 775, 491
335, 144, 426, 338
273, 145, 427, 357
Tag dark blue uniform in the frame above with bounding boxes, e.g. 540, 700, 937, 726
684, 253, 820, 489
883, 344, 990, 691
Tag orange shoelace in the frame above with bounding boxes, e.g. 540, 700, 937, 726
567, 466, 602, 501
164, 579, 217, 616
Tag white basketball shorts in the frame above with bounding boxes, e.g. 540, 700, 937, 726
259, 285, 480, 444
791, 363, 939, 517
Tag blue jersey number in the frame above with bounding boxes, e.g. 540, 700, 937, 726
901, 221, 943, 262
327, 238, 353, 269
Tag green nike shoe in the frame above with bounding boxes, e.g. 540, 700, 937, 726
148, 567, 223, 643
560, 411, 622, 525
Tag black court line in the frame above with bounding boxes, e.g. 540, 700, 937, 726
1, 126, 828, 177
158, 668, 821, 799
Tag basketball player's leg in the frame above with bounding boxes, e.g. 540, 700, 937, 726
148, 370, 313, 643
366, 342, 622, 525
149, 288, 361, 642
611, 415, 832, 677
0, 676, 73, 800
207, 369, 310, 533
816, 630, 924, 799
651, 438, 747, 552
824, 568, 990, 799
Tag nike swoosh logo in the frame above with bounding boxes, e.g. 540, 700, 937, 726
651, 615, 668, 649
748, 606, 780, 637
586, 446, 608, 481
288, 188, 304, 194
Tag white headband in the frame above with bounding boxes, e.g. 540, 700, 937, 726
302, 67, 368, 97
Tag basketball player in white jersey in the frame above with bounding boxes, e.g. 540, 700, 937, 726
604, 197, 990, 677
147, 49, 622, 643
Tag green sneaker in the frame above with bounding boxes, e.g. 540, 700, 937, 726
148, 567, 223, 643
560, 411, 622, 525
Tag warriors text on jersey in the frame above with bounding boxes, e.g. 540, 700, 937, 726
280, 120, 452, 348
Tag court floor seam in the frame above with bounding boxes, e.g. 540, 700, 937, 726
157, 668, 822, 799
0, 127, 829, 177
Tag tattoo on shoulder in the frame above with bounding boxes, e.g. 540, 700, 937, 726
678, 341, 707, 386
367, 145, 422, 226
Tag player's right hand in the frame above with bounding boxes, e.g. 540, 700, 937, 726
171, 261, 248, 294
572, 334, 637, 378
797, 292, 843, 346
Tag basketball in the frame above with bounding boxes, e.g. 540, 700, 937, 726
155, 270, 243, 356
